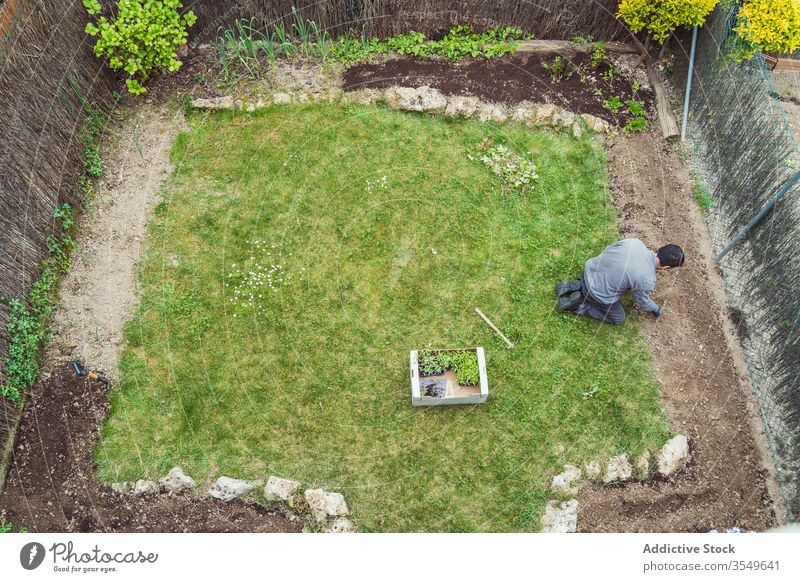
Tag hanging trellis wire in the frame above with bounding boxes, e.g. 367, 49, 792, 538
687, 3, 800, 522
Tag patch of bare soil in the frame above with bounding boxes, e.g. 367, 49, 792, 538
0, 365, 300, 532
48, 104, 185, 376
343, 51, 652, 124
577, 130, 779, 532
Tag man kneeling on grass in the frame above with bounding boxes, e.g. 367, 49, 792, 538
555, 238, 685, 324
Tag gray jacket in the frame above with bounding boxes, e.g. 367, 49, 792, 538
582, 238, 661, 314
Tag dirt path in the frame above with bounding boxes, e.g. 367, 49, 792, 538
49, 104, 185, 376
0, 103, 300, 532
577, 131, 779, 532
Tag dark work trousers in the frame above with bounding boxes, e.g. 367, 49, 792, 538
577, 278, 626, 325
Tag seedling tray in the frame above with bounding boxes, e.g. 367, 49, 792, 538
409, 347, 488, 406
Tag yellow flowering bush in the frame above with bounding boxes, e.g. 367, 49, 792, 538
617, 0, 719, 44
735, 0, 800, 55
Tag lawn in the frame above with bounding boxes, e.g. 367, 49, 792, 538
96, 102, 670, 531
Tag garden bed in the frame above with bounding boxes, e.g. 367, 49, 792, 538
342, 50, 652, 125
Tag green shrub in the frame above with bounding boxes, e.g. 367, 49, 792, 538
83, 0, 197, 95
734, 0, 800, 57
617, 0, 718, 44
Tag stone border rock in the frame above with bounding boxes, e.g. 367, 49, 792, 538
110, 467, 356, 533
190, 86, 610, 138
542, 435, 691, 533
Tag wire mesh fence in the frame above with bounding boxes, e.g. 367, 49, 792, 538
687, 3, 800, 522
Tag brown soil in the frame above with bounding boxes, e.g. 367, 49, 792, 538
48, 104, 185, 377
343, 52, 652, 124
0, 365, 301, 532
577, 130, 778, 532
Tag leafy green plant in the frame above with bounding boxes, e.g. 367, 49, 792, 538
53, 203, 74, 231
572, 34, 594, 44
601, 66, 616, 84
590, 42, 607, 69
469, 142, 539, 195
83, 140, 103, 177
449, 351, 480, 386
626, 99, 646, 117
603, 96, 623, 113
83, 0, 197, 95
417, 350, 481, 386
623, 117, 648, 132
329, 24, 527, 65
541, 55, 572, 83
693, 183, 714, 215
623, 99, 649, 132
0, 522, 28, 533
417, 350, 450, 376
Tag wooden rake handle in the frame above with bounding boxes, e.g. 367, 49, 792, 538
474, 308, 515, 349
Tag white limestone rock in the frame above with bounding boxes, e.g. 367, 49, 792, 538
509, 100, 536, 122
327, 517, 357, 533
272, 92, 292, 105
345, 88, 382, 105
132, 479, 158, 496
583, 460, 602, 481
603, 454, 633, 483
304, 488, 349, 522
191, 96, 234, 110
110, 481, 132, 494
552, 108, 576, 128
550, 464, 583, 497
476, 102, 508, 123
533, 103, 557, 126
384, 86, 448, 113
265, 476, 301, 502
209, 476, 257, 502
159, 467, 196, 493
581, 113, 610, 133
445, 95, 482, 118
635, 451, 652, 479
657, 435, 690, 477
540, 499, 578, 533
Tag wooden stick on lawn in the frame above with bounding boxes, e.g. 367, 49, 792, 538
474, 308, 515, 349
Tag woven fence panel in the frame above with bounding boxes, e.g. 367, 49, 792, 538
0, 0, 116, 442
186, 0, 627, 42
688, 4, 800, 522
